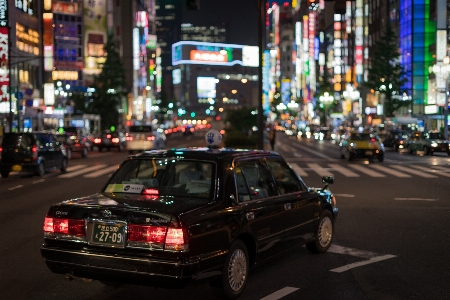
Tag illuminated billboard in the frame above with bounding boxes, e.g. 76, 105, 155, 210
172, 41, 258, 67
0, 27, 9, 102
83, 0, 107, 76
197, 77, 217, 98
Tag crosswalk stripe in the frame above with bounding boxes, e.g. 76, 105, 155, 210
390, 165, 437, 178
307, 163, 333, 177
66, 165, 87, 172
429, 165, 450, 173
408, 165, 450, 177
289, 163, 308, 177
370, 165, 411, 177
84, 165, 119, 178
59, 164, 108, 178
348, 164, 385, 177
328, 164, 360, 177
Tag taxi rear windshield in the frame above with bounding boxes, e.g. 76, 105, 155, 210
129, 125, 152, 133
105, 159, 215, 200
350, 133, 374, 140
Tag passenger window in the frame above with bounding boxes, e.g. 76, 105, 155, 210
265, 159, 305, 194
235, 160, 277, 202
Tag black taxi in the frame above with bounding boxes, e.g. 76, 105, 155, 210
40, 130, 338, 299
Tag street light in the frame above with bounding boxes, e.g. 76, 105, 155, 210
319, 92, 334, 127
429, 56, 450, 139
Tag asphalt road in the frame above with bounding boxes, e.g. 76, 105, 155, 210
1, 131, 449, 300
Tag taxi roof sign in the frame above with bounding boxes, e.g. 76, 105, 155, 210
205, 129, 222, 147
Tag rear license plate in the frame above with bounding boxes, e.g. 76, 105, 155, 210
91, 222, 126, 247
12, 165, 22, 171
365, 150, 373, 155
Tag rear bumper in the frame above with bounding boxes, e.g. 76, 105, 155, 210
40, 245, 224, 287
0, 162, 38, 173
126, 140, 155, 151
350, 149, 383, 158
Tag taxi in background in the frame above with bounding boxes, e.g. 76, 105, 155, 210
340, 130, 385, 162
407, 130, 450, 156
40, 130, 338, 299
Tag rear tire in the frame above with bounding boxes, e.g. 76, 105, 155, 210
216, 240, 249, 300
37, 162, 45, 176
81, 147, 88, 158
306, 210, 334, 254
61, 158, 67, 173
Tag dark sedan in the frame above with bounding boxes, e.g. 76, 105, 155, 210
40, 132, 338, 299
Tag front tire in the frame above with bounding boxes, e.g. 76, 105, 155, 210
306, 210, 334, 254
217, 240, 249, 299
81, 147, 88, 158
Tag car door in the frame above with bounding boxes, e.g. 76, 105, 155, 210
264, 158, 316, 246
235, 158, 285, 263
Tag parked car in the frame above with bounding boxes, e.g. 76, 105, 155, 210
40, 131, 338, 299
340, 130, 385, 162
56, 133, 90, 159
125, 125, 166, 153
406, 131, 450, 155
0, 132, 68, 177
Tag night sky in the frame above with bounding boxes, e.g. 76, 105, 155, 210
182, 0, 259, 46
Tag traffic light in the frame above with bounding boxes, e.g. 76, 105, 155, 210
186, 0, 199, 10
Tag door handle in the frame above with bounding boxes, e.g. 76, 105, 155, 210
246, 212, 254, 220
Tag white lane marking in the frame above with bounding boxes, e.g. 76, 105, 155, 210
58, 164, 108, 178
411, 165, 450, 177
390, 165, 437, 178
307, 163, 333, 177
328, 244, 379, 258
8, 185, 24, 190
260, 287, 300, 300
328, 163, 360, 177
348, 164, 386, 177
330, 254, 397, 273
370, 165, 411, 177
289, 163, 308, 177
84, 165, 119, 178
333, 194, 355, 198
430, 165, 450, 173
32, 179, 45, 184
66, 165, 87, 172
292, 143, 334, 161
394, 197, 437, 201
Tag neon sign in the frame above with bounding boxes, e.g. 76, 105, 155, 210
0, 27, 9, 102
172, 41, 257, 67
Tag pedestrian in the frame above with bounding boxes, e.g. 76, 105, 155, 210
268, 126, 276, 150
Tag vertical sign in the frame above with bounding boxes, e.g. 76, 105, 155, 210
0, 26, 9, 102
83, 0, 107, 80
0, 0, 9, 103
43, 13, 53, 71
308, 11, 316, 94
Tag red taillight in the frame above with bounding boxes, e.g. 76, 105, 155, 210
146, 136, 155, 141
142, 188, 159, 195
31, 145, 38, 161
126, 136, 134, 141
43, 217, 85, 236
128, 224, 166, 244
94, 138, 101, 144
107, 134, 111, 138
127, 224, 187, 250
165, 228, 185, 250
370, 138, 376, 142
112, 138, 119, 143
0, 146, 2, 158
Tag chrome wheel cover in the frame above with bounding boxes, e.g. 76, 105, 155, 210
318, 216, 333, 248
227, 248, 247, 292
